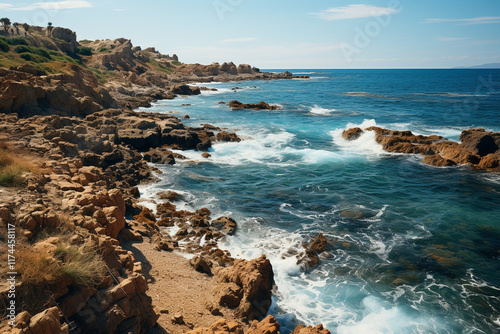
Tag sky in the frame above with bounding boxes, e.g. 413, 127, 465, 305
1, 0, 500, 69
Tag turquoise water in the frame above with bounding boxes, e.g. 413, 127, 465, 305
140, 70, 500, 333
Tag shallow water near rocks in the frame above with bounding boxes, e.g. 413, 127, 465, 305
140, 69, 500, 334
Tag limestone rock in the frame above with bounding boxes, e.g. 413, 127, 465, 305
293, 324, 331, 334
213, 255, 274, 321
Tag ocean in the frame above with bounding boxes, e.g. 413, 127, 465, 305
139, 69, 500, 334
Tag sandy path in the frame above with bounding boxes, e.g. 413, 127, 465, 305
123, 239, 239, 334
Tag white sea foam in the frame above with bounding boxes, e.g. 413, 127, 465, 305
173, 129, 349, 167
330, 119, 385, 157
200, 87, 234, 96
336, 296, 434, 334
309, 105, 339, 115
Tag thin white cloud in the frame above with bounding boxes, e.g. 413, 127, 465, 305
423, 16, 500, 25
1, 1, 93, 11
219, 37, 258, 44
0, 3, 14, 10
435, 37, 468, 42
311, 4, 398, 21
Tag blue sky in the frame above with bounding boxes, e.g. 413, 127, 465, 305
1, 0, 499, 68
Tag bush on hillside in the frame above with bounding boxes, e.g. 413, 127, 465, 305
14, 45, 31, 53
8, 36, 28, 45
19, 52, 49, 63
15, 45, 52, 61
77, 46, 92, 56
0, 39, 9, 52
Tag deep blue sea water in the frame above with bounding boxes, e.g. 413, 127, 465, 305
139, 69, 500, 334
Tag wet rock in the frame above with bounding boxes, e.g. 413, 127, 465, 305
158, 190, 182, 201
212, 217, 237, 235
170, 84, 201, 96
340, 210, 364, 219
216, 131, 241, 142
342, 127, 363, 140
303, 233, 328, 267
229, 100, 280, 111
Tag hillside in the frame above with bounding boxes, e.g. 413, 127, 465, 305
0, 23, 305, 117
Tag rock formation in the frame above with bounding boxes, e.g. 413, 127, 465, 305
212, 255, 274, 321
342, 126, 500, 172
229, 100, 281, 111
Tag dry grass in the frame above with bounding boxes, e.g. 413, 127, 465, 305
15, 239, 106, 288
0, 139, 40, 187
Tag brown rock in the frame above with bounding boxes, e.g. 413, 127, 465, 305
133, 207, 156, 225
190, 255, 213, 275
229, 100, 280, 111
213, 255, 274, 321
103, 206, 126, 239
342, 127, 363, 140
293, 324, 331, 334
247, 315, 280, 334
25, 307, 61, 334
212, 217, 237, 235
217, 131, 241, 143
303, 233, 328, 267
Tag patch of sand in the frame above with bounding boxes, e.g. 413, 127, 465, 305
124, 238, 240, 334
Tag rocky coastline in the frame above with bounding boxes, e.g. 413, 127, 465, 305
0, 23, 324, 334
2, 22, 499, 334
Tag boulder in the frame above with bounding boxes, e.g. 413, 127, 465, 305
293, 324, 331, 334
229, 100, 280, 111
247, 315, 280, 334
342, 127, 363, 140
190, 255, 213, 275
459, 128, 500, 156
212, 217, 237, 235
25, 307, 62, 334
213, 255, 274, 321
216, 131, 241, 143
170, 84, 201, 96
303, 233, 328, 267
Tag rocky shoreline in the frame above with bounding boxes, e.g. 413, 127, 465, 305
0, 23, 324, 334
2, 22, 499, 334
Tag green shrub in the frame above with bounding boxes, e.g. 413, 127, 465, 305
172, 61, 181, 66
14, 45, 32, 53
19, 52, 49, 63
33, 47, 51, 59
98, 47, 108, 52
0, 165, 23, 186
9, 37, 28, 46
77, 46, 92, 56
0, 148, 30, 187
0, 39, 9, 52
